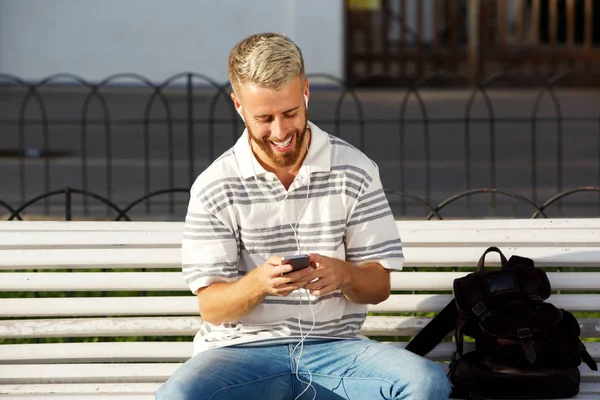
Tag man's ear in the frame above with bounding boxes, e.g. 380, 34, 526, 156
231, 92, 241, 112
231, 92, 245, 122
303, 78, 310, 106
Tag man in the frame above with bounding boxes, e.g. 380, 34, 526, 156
156, 32, 450, 400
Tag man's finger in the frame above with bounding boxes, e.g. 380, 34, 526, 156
294, 278, 316, 289
303, 280, 319, 291
308, 253, 327, 264
310, 283, 336, 296
273, 277, 307, 290
303, 267, 324, 280
272, 264, 294, 277
282, 266, 314, 281
273, 282, 305, 296
305, 278, 329, 291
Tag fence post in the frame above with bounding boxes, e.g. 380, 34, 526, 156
65, 187, 72, 221
468, 0, 482, 86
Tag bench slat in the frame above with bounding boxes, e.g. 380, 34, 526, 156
0, 363, 180, 384
371, 294, 600, 314
396, 219, 600, 230
578, 385, 600, 396
0, 231, 181, 248
0, 296, 196, 317
0, 316, 200, 339
0, 248, 181, 270
4, 218, 600, 233
2, 381, 600, 400
0, 383, 160, 396
0, 342, 192, 363
390, 272, 600, 291
2, 383, 588, 398
0, 272, 188, 291
3, 246, 600, 270
398, 229, 600, 245
1, 340, 598, 364
3, 271, 600, 292
2, 294, 600, 318
0, 395, 153, 400
392, 342, 600, 362
401, 247, 600, 267
364, 316, 600, 337
4, 228, 600, 248
0, 221, 183, 231
0, 383, 581, 397
1, 362, 598, 385
2, 316, 599, 340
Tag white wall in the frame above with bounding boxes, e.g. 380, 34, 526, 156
0, 0, 344, 84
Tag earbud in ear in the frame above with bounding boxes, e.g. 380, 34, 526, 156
304, 94, 309, 110
237, 105, 246, 123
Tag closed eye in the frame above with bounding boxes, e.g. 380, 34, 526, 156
256, 116, 273, 123
254, 106, 301, 122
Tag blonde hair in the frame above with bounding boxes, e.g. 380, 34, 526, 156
228, 32, 305, 94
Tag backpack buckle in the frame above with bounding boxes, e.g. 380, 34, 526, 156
472, 302, 486, 315
518, 327, 532, 338
448, 351, 460, 377
471, 302, 490, 320
450, 350, 460, 363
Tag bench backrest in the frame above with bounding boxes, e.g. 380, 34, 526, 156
1, 219, 599, 385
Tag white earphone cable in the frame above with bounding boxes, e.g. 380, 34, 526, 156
248, 124, 316, 400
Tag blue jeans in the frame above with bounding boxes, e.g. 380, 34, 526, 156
155, 339, 451, 400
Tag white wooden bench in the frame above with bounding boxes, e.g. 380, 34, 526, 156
1, 219, 599, 399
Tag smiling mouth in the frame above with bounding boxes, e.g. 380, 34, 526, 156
270, 135, 293, 151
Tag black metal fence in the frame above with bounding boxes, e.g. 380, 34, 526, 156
1, 186, 599, 222
1, 71, 600, 220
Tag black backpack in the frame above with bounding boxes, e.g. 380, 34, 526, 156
406, 246, 597, 400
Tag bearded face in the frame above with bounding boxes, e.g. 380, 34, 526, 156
247, 113, 308, 168
233, 77, 310, 171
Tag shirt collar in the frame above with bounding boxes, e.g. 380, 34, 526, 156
234, 121, 331, 180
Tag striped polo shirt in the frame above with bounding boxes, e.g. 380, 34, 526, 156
182, 121, 404, 355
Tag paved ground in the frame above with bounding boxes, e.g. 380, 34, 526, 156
0, 86, 599, 220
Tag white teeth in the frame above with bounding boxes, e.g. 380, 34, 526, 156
272, 136, 292, 148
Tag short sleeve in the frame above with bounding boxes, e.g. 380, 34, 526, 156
344, 163, 404, 270
181, 186, 240, 294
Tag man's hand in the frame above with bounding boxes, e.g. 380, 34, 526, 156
254, 255, 315, 297
197, 255, 316, 325
304, 253, 391, 304
303, 254, 351, 296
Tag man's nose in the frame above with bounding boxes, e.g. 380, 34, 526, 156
271, 117, 290, 140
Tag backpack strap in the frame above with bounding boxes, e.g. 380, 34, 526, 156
454, 319, 469, 357
405, 299, 458, 356
476, 246, 508, 272
517, 326, 537, 364
580, 341, 598, 371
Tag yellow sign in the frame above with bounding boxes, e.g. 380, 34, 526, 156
347, 0, 381, 11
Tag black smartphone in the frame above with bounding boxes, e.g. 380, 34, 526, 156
281, 254, 310, 273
